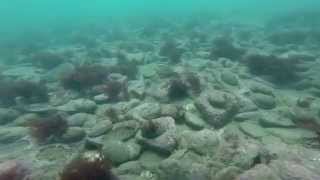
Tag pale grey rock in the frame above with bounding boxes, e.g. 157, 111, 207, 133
127, 102, 161, 120
0, 127, 28, 144
0, 108, 20, 125
179, 129, 219, 155
128, 80, 145, 99
239, 122, 268, 139
67, 113, 97, 127
93, 94, 108, 103
137, 117, 177, 154
234, 111, 261, 122
184, 112, 206, 130
250, 93, 276, 109
13, 113, 40, 126
221, 70, 239, 86
102, 140, 141, 165
57, 98, 97, 113
61, 127, 86, 143
236, 164, 281, 180
88, 120, 113, 137
104, 120, 139, 141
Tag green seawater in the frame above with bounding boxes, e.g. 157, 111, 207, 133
0, 0, 319, 40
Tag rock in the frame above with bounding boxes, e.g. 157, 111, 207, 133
93, 94, 108, 103
137, 117, 177, 154
236, 164, 281, 180
67, 113, 97, 127
195, 92, 239, 128
249, 82, 274, 96
250, 93, 276, 109
159, 159, 211, 180
104, 120, 139, 141
87, 120, 113, 137
239, 122, 269, 139
0, 108, 21, 125
116, 161, 143, 175
179, 129, 219, 155
102, 140, 141, 165
127, 102, 161, 120
45, 62, 74, 81
22, 103, 55, 113
294, 79, 313, 90
308, 88, 320, 97
2, 66, 41, 82
128, 80, 145, 99
221, 70, 239, 86
140, 64, 158, 79
208, 92, 228, 108
156, 64, 176, 78
57, 99, 97, 113
36, 144, 72, 162
259, 114, 295, 128
161, 104, 180, 119
291, 107, 320, 128
269, 160, 320, 180
61, 127, 86, 143
296, 96, 315, 108
184, 112, 206, 130
215, 166, 242, 180
138, 151, 166, 169
229, 140, 267, 169
13, 113, 39, 126
234, 111, 261, 122
118, 175, 147, 180
266, 128, 318, 144
0, 127, 28, 144
237, 97, 258, 113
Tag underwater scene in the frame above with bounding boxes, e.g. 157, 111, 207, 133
1, 0, 320, 179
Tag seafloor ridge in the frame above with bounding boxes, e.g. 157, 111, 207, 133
0, 10, 320, 180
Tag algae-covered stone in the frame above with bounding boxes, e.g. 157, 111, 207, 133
13, 113, 40, 126
259, 116, 295, 128
239, 122, 268, 139
0, 127, 28, 144
221, 71, 239, 86
237, 164, 281, 180
140, 64, 158, 78
67, 113, 97, 126
250, 93, 276, 109
128, 80, 145, 99
269, 160, 320, 180
61, 127, 86, 143
234, 111, 261, 122
128, 102, 161, 119
161, 104, 180, 119
116, 161, 143, 175
57, 99, 97, 113
88, 120, 113, 137
0, 108, 20, 125
215, 166, 242, 180
103, 140, 141, 165
104, 120, 139, 141
184, 112, 205, 130
249, 82, 274, 96
159, 159, 211, 180
137, 117, 177, 154
266, 128, 317, 144
179, 129, 219, 155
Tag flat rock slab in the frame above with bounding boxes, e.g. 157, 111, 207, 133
239, 122, 269, 139
259, 116, 295, 128
266, 128, 318, 144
